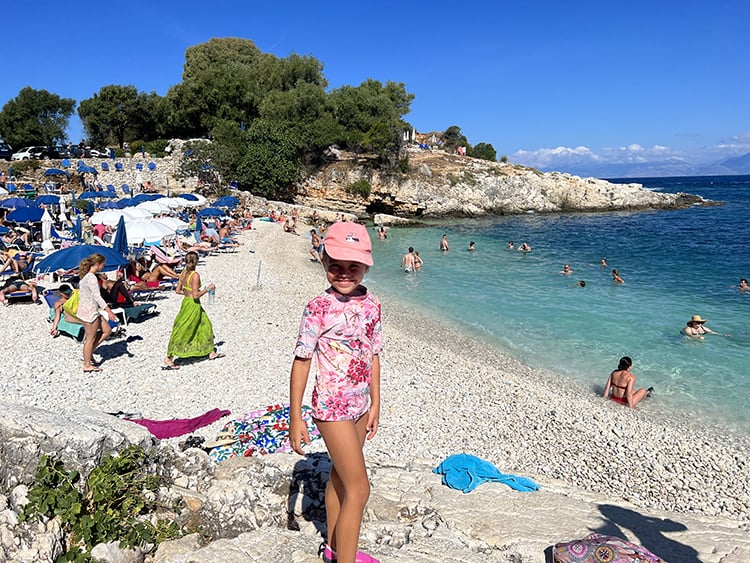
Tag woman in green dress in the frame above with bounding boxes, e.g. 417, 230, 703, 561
164, 251, 224, 369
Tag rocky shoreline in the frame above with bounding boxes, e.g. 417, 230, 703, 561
1, 220, 748, 562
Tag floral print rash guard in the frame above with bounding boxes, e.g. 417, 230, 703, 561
294, 287, 382, 421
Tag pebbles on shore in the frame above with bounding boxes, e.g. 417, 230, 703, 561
1, 219, 748, 530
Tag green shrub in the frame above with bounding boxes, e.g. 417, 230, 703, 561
347, 179, 372, 198
20, 445, 180, 561
144, 139, 170, 158
9, 159, 42, 176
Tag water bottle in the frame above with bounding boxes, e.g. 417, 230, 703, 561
208, 286, 216, 306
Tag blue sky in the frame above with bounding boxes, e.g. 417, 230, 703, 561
3, 1, 748, 176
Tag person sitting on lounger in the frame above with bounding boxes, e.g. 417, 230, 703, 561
127, 258, 179, 289
0, 275, 38, 305
50, 284, 80, 335
98, 274, 137, 308
218, 222, 240, 246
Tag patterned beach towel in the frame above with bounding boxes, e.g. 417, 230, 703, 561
208, 403, 321, 463
554, 533, 666, 563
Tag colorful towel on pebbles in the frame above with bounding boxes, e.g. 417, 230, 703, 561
208, 403, 321, 463
554, 533, 666, 562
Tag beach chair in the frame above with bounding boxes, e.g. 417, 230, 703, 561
115, 163, 123, 172
115, 303, 158, 325
43, 289, 84, 341
149, 245, 183, 267
122, 184, 131, 195
23, 184, 36, 199
101, 162, 109, 171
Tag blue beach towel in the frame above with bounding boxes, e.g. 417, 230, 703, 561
433, 453, 540, 493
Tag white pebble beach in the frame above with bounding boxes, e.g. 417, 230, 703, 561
2, 219, 749, 560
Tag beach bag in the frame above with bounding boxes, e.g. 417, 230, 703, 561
62, 289, 81, 318
553, 533, 666, 562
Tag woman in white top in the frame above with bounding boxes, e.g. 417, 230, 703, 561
78, 253, 117, 373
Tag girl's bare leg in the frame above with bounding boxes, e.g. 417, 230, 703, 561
316, 414, 369, 563
82, 320, 99, 369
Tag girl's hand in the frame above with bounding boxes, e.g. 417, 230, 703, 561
289, 416, 310, 455
366, 406, 380, 440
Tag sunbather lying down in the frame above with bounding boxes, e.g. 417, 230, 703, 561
126, 259, 179, 290
0, 275, 38, 305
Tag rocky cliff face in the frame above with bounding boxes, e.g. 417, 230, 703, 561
295, 149, 708, 219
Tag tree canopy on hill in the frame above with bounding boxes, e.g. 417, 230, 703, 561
0, 87, 75, 148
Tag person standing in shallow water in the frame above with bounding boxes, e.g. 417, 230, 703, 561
440, 234, 450, 251
164, 251, 224, 370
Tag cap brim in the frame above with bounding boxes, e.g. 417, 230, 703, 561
323, 244, 373, 266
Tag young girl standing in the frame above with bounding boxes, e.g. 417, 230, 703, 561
289, 222, 382, 563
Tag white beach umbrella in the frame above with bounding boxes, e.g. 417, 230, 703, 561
136, 200, 171, 214
90, 209, 124, 226
0, 187, 7, 195
154, 216, 189, 231
159, 197, 187, 209
121, 207, 152, 221
125, 220, 176, 245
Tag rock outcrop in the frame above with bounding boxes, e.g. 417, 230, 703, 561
295, 149, 709, 218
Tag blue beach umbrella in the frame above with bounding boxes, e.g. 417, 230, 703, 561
0, 197, 32, 209
97, 201, 121, 210
77, 191, 103, 200
179, 193, 199, 202
0, 225, 9, 234
34, 244, 130, 274
43, 168, 70, 179
111, 215, 128, 257
7, 207, 44, 223
72, 215, 82, 242
35, 194, 60, 205
213, 196, 240, 208
197, 207, 224, 218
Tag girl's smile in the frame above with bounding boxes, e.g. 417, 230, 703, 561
325, 259, 368, 295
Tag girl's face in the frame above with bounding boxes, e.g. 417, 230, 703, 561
325, 258, 368, 295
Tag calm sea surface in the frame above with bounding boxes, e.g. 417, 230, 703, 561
363, 175, 750, 433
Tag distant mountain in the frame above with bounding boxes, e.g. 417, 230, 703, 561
540, 152, 750, 179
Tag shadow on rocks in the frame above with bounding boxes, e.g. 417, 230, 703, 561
594, 504, 699, 563
287, 452, 331, 540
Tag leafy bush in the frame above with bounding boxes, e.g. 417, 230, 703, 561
346, 179, 371, 198
9, 159, 42, 176
20, 445, 180, 562
500, 155, 508, 163
144, 139, 170, 158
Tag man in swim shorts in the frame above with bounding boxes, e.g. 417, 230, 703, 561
401, 247, 415, 272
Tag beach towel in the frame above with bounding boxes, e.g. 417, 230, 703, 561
124, 408, 231, 439
554, 533, 666, 562
208, 403, 321, 463
433, 453, 540, 493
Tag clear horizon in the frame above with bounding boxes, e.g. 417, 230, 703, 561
3, 1, 748, 177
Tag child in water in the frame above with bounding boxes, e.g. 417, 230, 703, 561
289, 222, 382, 563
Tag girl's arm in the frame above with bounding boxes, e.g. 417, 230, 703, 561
289, 357, 312, 454
366, 354, 381, 440
602, 373, 612, 398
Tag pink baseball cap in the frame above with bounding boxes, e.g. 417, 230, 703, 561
323, 222, 373, 266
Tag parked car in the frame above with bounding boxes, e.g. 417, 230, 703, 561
11, 146, 48, 160
89, 148, 110, 158
0, 141, 12, 161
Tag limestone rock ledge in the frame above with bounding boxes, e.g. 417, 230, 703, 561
295, 151, 710, 218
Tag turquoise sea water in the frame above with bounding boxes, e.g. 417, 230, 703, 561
364, 175, 750, 433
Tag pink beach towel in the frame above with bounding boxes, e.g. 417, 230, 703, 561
125, 408, 231, 439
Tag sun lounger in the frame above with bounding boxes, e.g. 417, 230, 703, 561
43, 289, 84, 341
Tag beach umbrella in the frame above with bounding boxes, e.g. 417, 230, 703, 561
0, 225, 9, 234
90, 209, 124, 226
97, 201, 121, 210
0, 197, 32, 209
0, 187, 7, 195
35, 194, 60, 205
58, 198, 68, 225
136, 200, 171, 214
117, 197, 137, 208
121, 207, 152, 220
159, 197, 187, 209
154, 216, 189, 231
125, 220, 176, 245
197, 207, 224, 218
34, 244, 130, 274
7, 207, 44, 223
41, 209, 53, 242
213, 196, 240, 208
77, 163, 98, 175
77, 191, 105, 200
179, 193, 199, 201
71, 215, 82, 241
43, 168, 70, 179
111, 215, 128, 257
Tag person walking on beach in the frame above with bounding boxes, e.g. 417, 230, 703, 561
78, 253, 118, 373
401, 247, 416, 272
164, 251, 224, 370
440, 234, 450, 251
603, 356, 652, 408
289, 222, 382, 563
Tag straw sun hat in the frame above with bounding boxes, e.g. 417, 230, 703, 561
690, 315, 707, 324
